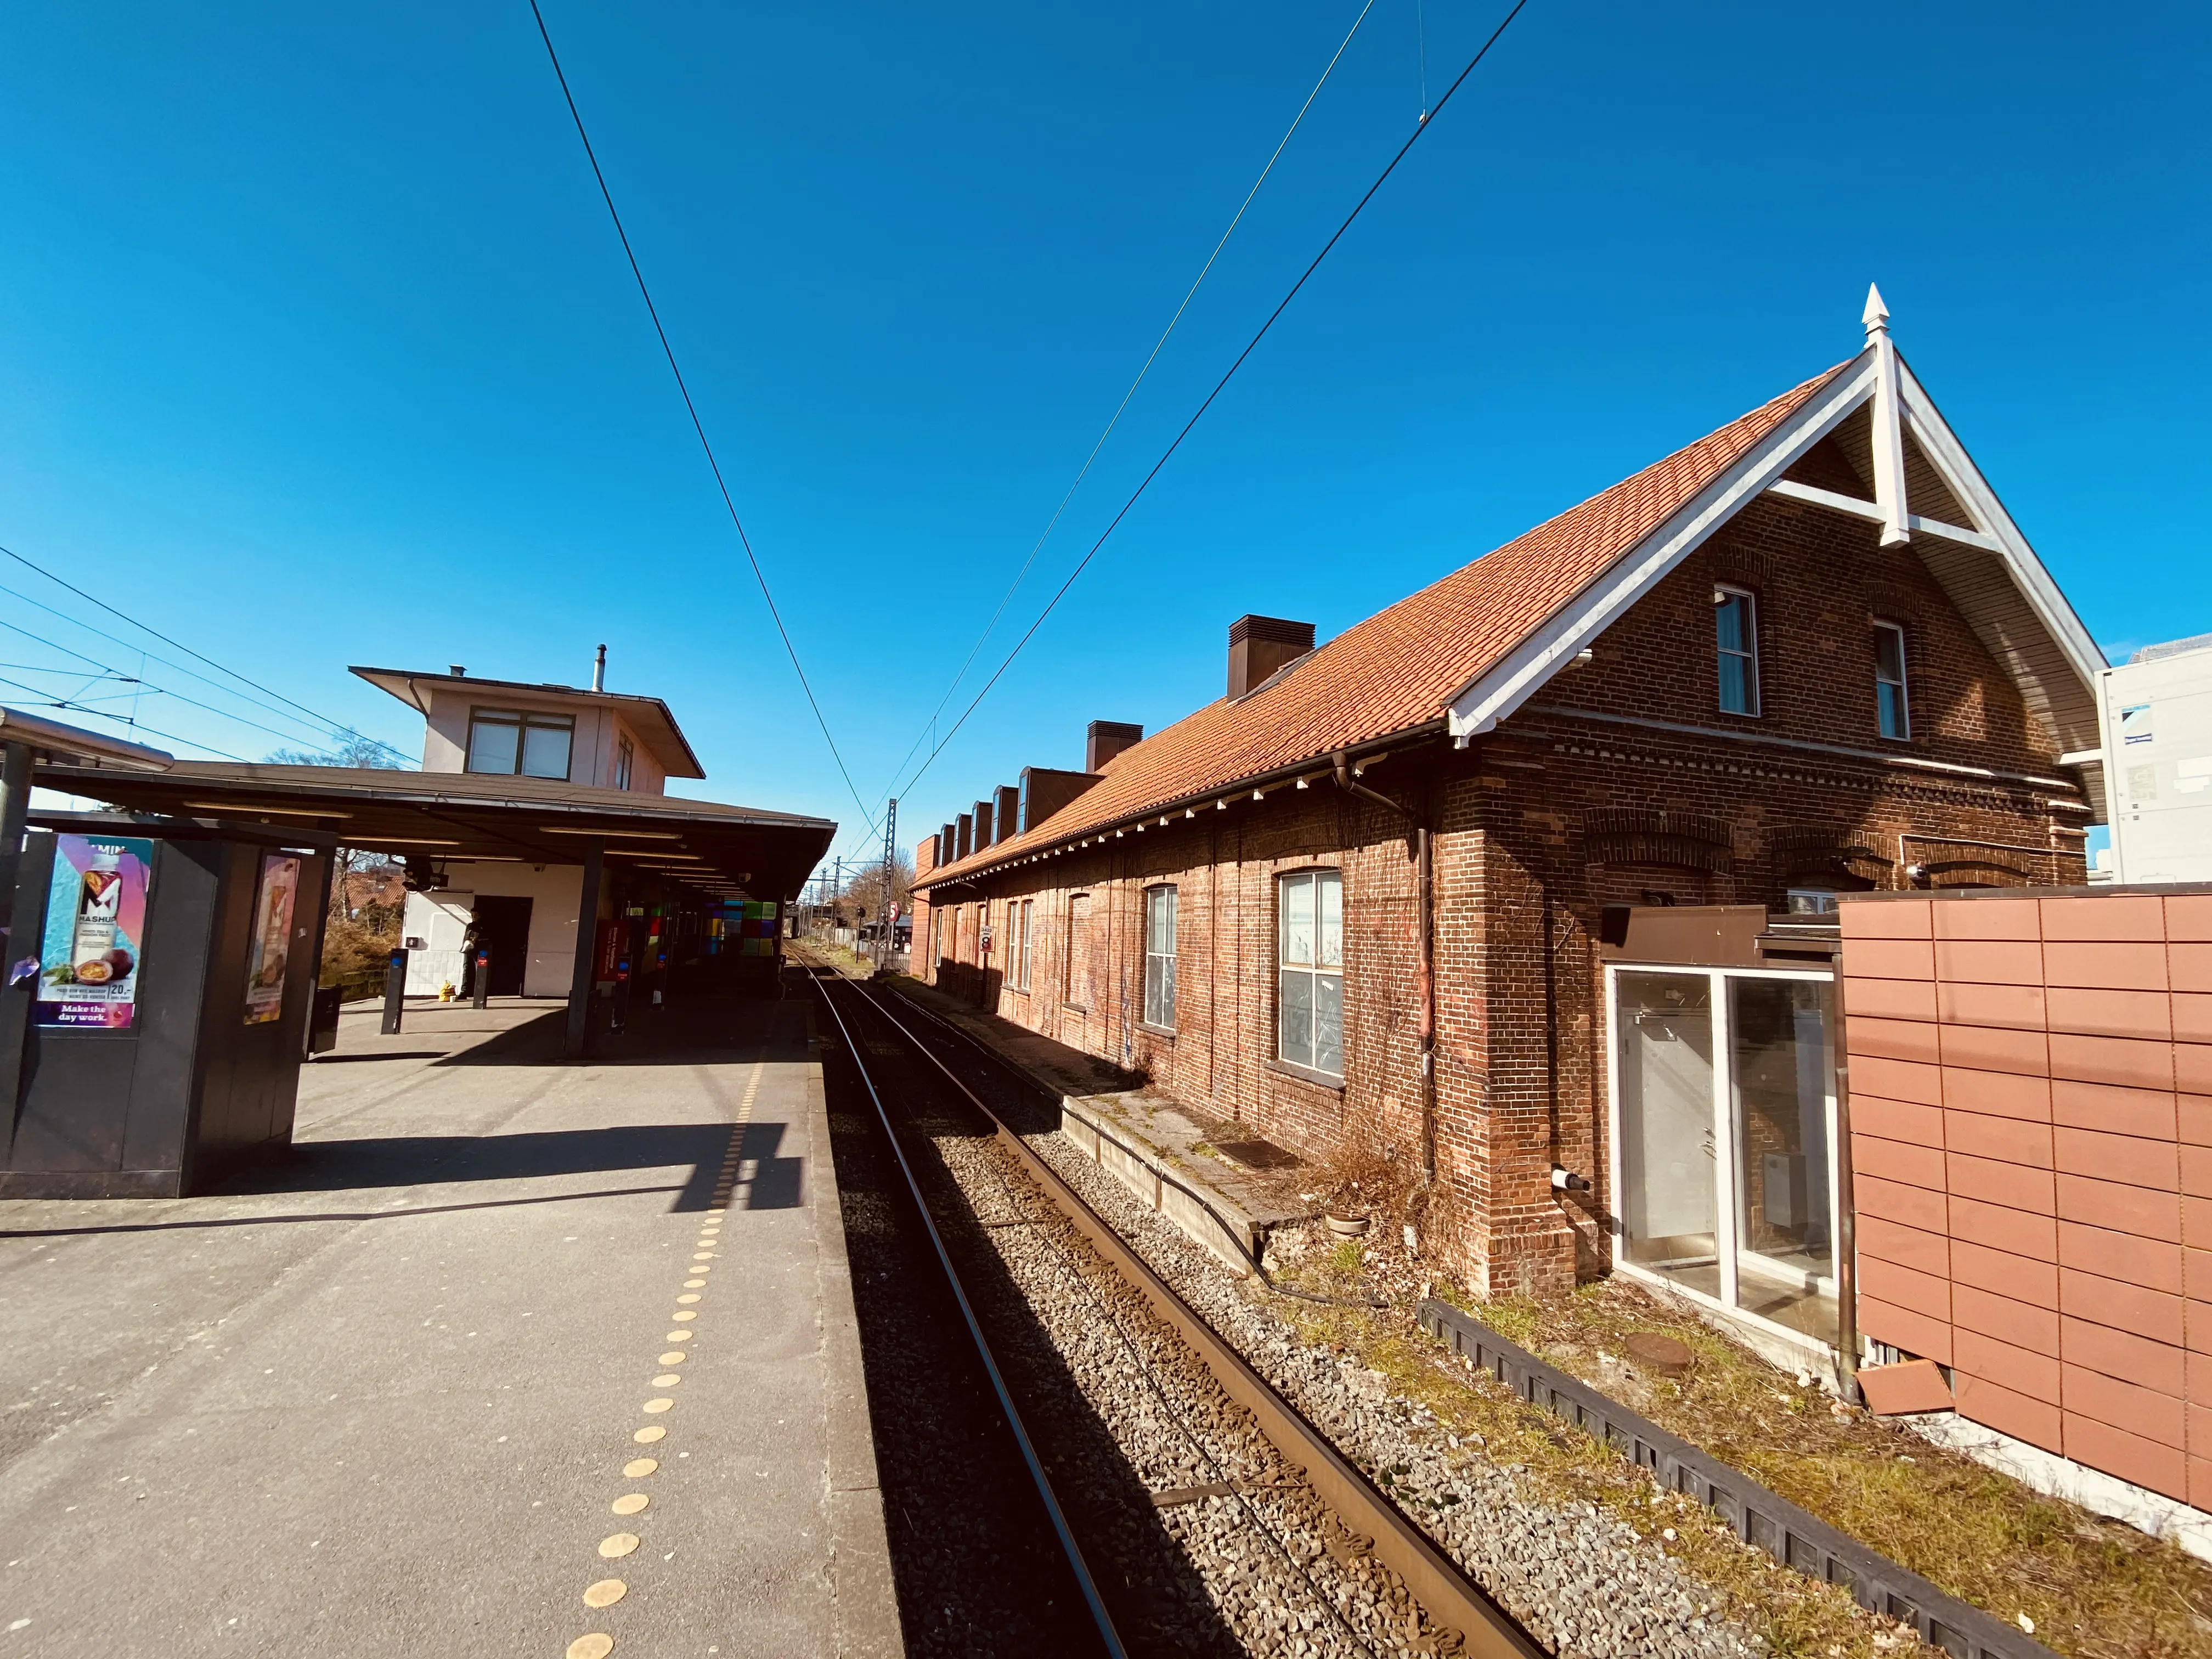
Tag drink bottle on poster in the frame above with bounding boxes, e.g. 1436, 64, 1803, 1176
37, 835, 154, 1030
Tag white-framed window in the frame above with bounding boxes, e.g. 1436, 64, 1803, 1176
466, 708, 575, 780
1607, 963, 1838, 1353
1713, 585, 1759, 716
1874, 620, 1909, 740
1277, 870, 1342, 1076
1015, 899, 1034, 991
615, 733, 636, 790
1142, 885, 1177, 1030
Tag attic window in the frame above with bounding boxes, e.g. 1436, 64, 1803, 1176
1714, 586, 1759, 716
616, 733, 636, 791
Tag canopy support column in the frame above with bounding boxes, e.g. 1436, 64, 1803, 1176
565, 842, 603, 1058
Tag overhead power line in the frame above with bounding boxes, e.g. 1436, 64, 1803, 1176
0, 669, 247, 761
878, 0, 1532, 816
0, 613, 383, 757
848, 0, 1381, 854
526, 0, 872, 826
0, 542, 411, 764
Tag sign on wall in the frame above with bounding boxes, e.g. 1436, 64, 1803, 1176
37, 834, 155, 1031
243, 853, 302, 1025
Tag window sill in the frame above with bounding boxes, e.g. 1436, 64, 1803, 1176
1137, 1022, 1176, 1040
1266, 1057, 1345, 1094
1063, 1003, 1088, 1016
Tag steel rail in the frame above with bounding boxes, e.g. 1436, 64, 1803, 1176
805, 969, 1126, 1659
847, 974, 1545, 1659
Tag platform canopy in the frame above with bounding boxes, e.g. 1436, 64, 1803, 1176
34, 760, 834, 902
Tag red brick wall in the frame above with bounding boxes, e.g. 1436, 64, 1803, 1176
919, 500, 2087, 1297
1841, 890, 2212, 1506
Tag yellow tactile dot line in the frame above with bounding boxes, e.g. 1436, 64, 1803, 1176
565, 1058, 766, 1657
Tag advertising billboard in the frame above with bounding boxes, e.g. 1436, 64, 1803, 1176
37, 834, 154, 1030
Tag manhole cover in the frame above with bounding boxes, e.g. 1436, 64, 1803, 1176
1623, 1331, 1695, 1375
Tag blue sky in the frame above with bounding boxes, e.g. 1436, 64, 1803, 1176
3, 1, 2204, 869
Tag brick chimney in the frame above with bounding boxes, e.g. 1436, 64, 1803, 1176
1227, 614, 1316, 698
1086, 720, 1143, 771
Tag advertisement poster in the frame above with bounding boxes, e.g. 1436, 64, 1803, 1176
243, 853, 302, 1026
37, 834, 155, 1031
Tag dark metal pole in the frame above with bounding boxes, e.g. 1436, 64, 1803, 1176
471, 946, 490, 1009
381, 947, 408, 1035
0, 741, 31, 961
564, 843, 603, 1058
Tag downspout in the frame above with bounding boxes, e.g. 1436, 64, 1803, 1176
1333, 753, 1436, 1184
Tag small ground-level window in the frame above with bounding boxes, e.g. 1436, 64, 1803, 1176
1143, 885, 1176, 1029
1278, 870, 1342, 1075
1874, 620, 1909, 740
1713, 586, 1759, 716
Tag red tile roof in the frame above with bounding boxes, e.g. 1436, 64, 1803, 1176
921, 364, 1845, 887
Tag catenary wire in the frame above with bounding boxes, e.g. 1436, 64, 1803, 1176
0, 670, 248, 760
0, 576, 383, 758
0, 613, 387, 758
874, 0, 1531, 819
525, 0, 872, 826
843, 0, 1381, 857
0, 543, 410, 764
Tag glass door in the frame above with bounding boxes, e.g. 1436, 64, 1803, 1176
1614, 972, 1720, 1302
1610, 966, 1840, 1351
1728, 977, 1838, 1344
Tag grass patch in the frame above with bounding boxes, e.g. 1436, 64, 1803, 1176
1260, 1233, 2212, 1657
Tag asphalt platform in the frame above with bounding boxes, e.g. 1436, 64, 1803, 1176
0, 989, 900, 1658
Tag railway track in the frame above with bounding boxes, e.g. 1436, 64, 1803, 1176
805, 960, 1542, 1659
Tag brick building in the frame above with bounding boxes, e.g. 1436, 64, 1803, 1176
912, 294, 2103, 1356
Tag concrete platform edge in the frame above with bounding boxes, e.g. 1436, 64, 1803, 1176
1057, 1093, 1267, 1278
806, 1041, 905, 1657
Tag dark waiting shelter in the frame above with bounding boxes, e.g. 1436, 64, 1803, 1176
0, 711, 833, 1199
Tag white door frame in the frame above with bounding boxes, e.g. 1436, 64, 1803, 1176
1604, 960, 1841, 1354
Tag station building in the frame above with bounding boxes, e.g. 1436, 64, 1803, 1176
911, 295, 2103, 1361
352, 663, 710, 996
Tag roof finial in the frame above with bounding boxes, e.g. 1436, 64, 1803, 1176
1863, 282, 1891, 341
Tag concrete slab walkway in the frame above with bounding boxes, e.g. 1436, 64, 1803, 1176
0, 990, 899, 1658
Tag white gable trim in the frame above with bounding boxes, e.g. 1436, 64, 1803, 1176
1891, 359, 2106, 686
1446, 347, 2106, 748
1446, 354, 1880, 740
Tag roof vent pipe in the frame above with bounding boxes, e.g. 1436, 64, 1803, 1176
592, 645, 606, 692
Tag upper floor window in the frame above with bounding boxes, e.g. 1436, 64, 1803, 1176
1714, 586, 1759, 716
615, 733, 636, 790
466, 708, 574, 780
1874, 621, 1909, 740
1278, 870, 1342, 1076
1142, 885, 1177, 1030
